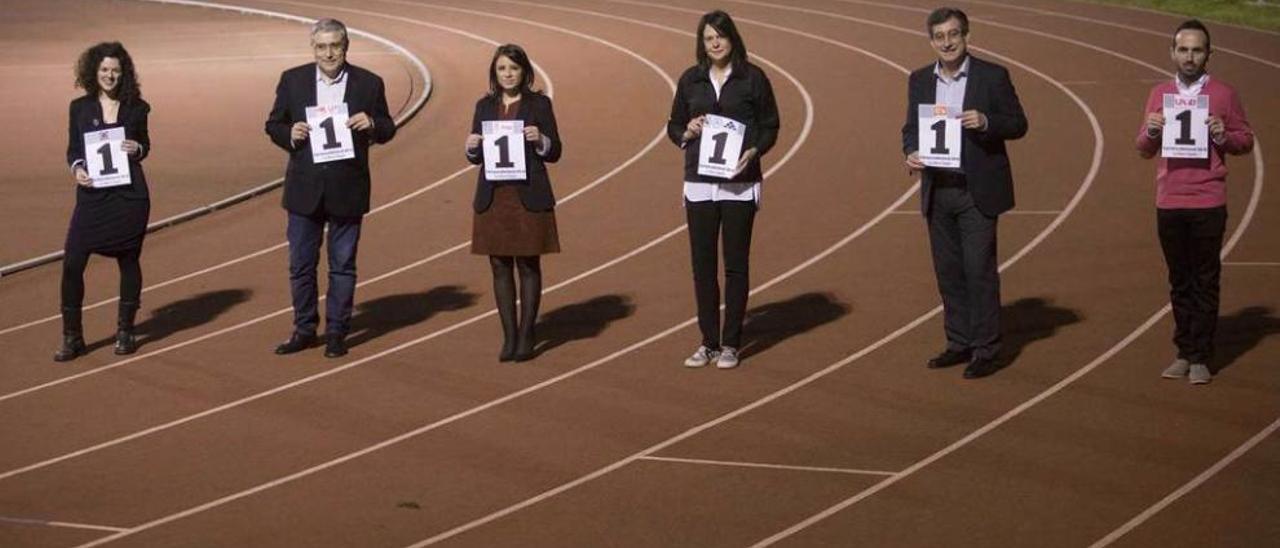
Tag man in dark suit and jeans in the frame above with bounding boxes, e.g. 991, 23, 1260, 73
265, 18, 396, 358
902, 7, 1027, 379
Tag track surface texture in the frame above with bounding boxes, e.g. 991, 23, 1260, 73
0, 1, 1276, 547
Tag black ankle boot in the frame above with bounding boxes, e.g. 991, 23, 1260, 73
114, 301, 139, 355
54, 334, 86, 362
54, 306, 86, 362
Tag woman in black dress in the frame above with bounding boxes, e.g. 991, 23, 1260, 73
464, 44, 562, 362
56, 42, 152, 361
668, 11, 779, 369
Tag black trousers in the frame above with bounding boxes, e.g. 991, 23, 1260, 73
1157, 206, 1226, 364
61, 249, 143, 308
686, 200, 756, 349
927, 185, 1001, 360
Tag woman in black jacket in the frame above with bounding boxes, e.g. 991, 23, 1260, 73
465, 44, 562, 362
668, 11, 779, 370
56, 42, 152, 361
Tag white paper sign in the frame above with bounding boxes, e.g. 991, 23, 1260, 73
1162, 94, 1209, 159
482, 120, 527, 181
697, 114, 746, 179
918, 104, 962, 168
306, 103, 355, 163
83, 127, 131, 188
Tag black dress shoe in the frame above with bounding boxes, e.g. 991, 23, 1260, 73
274, 333, 317, 355
324, 336, 348, 358
963, 356, 1001, 379
927, 349, 972, 369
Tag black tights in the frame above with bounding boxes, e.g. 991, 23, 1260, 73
61, 248, 142, 334
490, 255, 542, 355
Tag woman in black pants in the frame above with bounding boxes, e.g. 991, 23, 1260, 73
56, 42, 152, 361
465, 44, 562, 362
669, 11, 779, 369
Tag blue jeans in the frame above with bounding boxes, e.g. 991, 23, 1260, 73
287, 211, 362, 337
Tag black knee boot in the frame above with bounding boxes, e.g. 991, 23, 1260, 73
54, 306, 86, 362
114, 301, 139, 355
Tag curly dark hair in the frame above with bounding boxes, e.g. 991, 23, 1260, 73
74, 42, 141, 102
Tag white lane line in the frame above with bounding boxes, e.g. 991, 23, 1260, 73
0, 0, 434, 279
638, 456, 898, 477
0, 0, 556, 333
0, 515, 128, 533
398, 0, 1104, 544
0, 52, 402, 70
892, 210, 1061, 215
0, 0, 596, 398
270, 0, 556, 97
0, 0, 676, 470
63, 2, 820, 544
0, 0, 578, 336
1060, 78, 1168, 85
754, 142, 1264, 548
1225, 261, 1280, 266
746, 3, 1268, 542
816, 0, 1171, 75
1089, 416, 1280, 547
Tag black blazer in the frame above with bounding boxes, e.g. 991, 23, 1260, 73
66, 95, 151, 202
902, 55, 1028, 217
467, 93, 562, 213
265, 63, 396, 217
667, 62, 779, 183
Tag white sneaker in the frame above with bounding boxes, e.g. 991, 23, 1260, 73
1188, 363, 1212, 385
716, 347, 740, 369
684, 345, 719, 368
1162, 358, 1191, 379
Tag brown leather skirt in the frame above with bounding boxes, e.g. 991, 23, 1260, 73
471, 185, 560, 256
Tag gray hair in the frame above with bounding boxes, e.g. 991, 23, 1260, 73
311, 18, 349, 47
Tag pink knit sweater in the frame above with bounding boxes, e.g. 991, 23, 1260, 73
1135, 77, 1254, 209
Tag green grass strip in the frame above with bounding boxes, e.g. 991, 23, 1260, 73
1085, 0, 1280, 33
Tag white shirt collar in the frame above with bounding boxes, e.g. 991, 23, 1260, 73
934, 55, 971, 83
316, 65, 348, 85
1174, 72, 1209, 96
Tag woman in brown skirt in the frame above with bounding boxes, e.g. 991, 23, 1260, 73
465, 44, 562, 362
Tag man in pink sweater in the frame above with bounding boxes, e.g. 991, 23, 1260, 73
1136, 19, 1254, 385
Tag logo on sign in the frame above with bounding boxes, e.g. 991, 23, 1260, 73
933, 105, 948, 116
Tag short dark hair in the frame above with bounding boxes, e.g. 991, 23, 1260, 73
695, 10, 749, 72
74, 41, 142, 103
487, 43, 538, 97
312, 18, 349, 49
926, 7, 969, 37
1173, 19, 1211, 51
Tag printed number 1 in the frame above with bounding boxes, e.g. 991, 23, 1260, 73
95, 142, 118, 175
319, 117, 341, 150
1174, 110, 1196, 145
493, 135, 515, 168
708, 132, 729, 165
929, 119, 949, 155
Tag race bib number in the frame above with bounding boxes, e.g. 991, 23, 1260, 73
83, 127, 131, 188
917, 104, 961, 168
482, 120, 527, 181
306, 103, 356, 163
1162, 94, 1209, 159
697, 114, 746, 179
